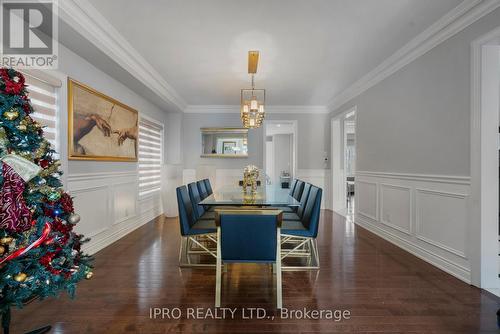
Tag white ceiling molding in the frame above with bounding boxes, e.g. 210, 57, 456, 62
327, 0, 500, 112
57, 0, 187, 112
184, 105, 329, 114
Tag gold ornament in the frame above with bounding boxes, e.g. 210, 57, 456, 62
16, 124, 27, 131
85, 271, 94, 280
0, 237, 13, 245
14, 273, 27, 282
3, 108, 19, 121
0, 245, 5, 255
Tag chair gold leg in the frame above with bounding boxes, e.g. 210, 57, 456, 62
215, 228, 222, 307
276, 228, 283, 309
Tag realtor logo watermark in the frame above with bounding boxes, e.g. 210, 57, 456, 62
0, 0, 58, 69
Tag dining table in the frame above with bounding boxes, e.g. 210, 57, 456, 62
199, 185, 300, 208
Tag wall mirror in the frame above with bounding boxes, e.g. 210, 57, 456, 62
201, 128, 249, 158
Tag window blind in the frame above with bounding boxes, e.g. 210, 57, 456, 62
24, 73, 59, 151
138, 117, 163, 197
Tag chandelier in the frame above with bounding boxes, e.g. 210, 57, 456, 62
241, 51, 265, 129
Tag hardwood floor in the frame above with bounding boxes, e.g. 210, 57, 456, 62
10, 211, 500, 333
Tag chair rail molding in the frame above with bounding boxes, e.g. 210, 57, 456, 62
328, 0, 500, 112
68, 171, 163, 255
57, 0, 187, 112
355, 171, 472, 283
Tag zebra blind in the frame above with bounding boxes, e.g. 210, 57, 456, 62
24, 73, 59, 151
138, 117, 163, 197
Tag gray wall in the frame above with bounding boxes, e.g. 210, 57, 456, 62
182, 112, 330, 170
331, 7, 500, 176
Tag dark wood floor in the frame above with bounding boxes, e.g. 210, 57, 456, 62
10, 211, 500, 333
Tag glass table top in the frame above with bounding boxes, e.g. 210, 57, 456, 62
199, 185, 300, 207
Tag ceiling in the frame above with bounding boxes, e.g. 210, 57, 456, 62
81, 0, 463, 108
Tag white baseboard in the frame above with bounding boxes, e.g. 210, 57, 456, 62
356, 214, 471, 283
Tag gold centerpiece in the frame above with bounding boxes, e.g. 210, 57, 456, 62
243, 165, 259, 194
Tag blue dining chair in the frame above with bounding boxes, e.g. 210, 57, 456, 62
204, 179, 213, 195
292, 180, 304, 201
281, 186, 322, 270
283, 183, 312, 221
215, 209, 283, 309
188, 182, 215, 220
277, 179, 298, 213
197, 180, 209, 199
177, 185, 217, 267
289, 179, 298, 194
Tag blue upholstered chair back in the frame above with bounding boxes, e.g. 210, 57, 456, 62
302, 186, 322, 238
204, 179, 213, 195
217, 211, 281, 263
197, 180, 209, 199
297, 183, 312, 218
188, 182, 205, 219
176, 186, 196, 236
292, 180, 304, 200
289, 179, 298, 195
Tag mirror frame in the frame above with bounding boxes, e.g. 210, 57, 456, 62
200, 127, 249, 158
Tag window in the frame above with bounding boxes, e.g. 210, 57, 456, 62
138, 117, 163, 197
23, 71, 60, 151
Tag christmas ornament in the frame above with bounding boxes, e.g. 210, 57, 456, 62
68, 213, 81, 224
14, 273, 27, 282
47, 191, 61, 201
85, 271, 93, 280
0, 245, 5, 255
16, 124, 27, 131
3, 108, 19, 121
39, 159, 49, 168
0, 236, 13, 244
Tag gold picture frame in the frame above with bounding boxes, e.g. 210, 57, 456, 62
68, 78, 138, 161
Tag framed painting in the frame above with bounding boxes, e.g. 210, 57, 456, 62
68, 79, 138, 161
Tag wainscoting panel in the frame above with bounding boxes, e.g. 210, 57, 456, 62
357, 180, 378, 221
113, 181, 138, 225
380, 184, 412, 235
415, 189, 468, 259
68, 171, 162, 255
355, 171, 471, 283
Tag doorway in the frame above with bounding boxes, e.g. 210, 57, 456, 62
471, 27, 500, 291
263, 121, 297, 188
331, 107, 356, 218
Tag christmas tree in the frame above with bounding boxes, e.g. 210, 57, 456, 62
0, 68, 93, 330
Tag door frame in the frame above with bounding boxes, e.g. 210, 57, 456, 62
331, 106, 357, 214
470, 26, 500, 289
263, 120, 298, 185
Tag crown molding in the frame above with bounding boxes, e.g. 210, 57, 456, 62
57, 0, 187, 112
327, 0, 500, 112
183, 105, 330, 114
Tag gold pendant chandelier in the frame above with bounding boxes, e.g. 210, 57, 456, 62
241, 51, 265, 129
